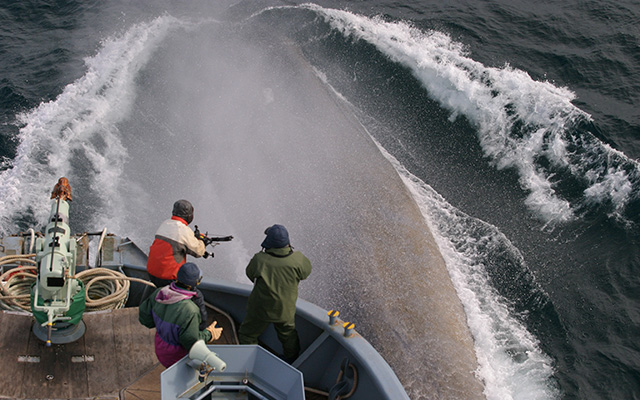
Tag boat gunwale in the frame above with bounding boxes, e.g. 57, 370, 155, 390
123, 264, 410, 400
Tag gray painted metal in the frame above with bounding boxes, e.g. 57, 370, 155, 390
161, 345, 304, 400
196, 279, 411, 400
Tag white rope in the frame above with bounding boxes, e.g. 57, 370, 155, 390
0, 256, 37, 312
76, 268, 156, 311
0, 254, 156, 313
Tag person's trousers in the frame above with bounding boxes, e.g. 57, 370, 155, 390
238, 313, 301, 361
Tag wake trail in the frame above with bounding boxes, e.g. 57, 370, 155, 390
0, 16, 183, 235
302, 4, 639, 226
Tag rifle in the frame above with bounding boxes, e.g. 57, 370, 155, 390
194, 225, 233, 259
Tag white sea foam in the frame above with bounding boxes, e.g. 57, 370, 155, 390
0, 16, 181, 235
315, 63, 559, 398
375, 139, 560, 400
303, 4, 639, 224
582, 143, 635, 216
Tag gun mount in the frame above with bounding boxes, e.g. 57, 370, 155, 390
30, 178, 86, 345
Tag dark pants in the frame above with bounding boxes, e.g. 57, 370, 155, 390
149, 274, 208, 330
238, 313, 301, 362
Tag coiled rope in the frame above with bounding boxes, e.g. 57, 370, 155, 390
0, 255, 241, 347
0, 255, 37, 312
77, 268, 156, 311
0, 254, 156, 312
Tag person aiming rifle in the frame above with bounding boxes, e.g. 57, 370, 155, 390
146, 199, 232, 328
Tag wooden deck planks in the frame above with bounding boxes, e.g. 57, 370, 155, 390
0, 307, 156, 399
64, 331, 91, 399
0, 305, 241, 399
112, 307, 158, 386
121, 363, 164, 400
84, 310, 120, 396
22, 333, 65, 399
0, 311, 32, 399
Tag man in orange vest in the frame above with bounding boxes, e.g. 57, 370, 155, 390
147, 200, 208, 326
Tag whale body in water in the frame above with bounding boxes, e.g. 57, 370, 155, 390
117, 21, 486, 398
1, 13, 485, 398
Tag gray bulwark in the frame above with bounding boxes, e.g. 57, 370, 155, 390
161, 345, 304, 400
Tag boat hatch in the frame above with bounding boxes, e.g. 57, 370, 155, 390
162, 344, 305, 400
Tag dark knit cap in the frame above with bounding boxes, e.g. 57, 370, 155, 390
172, 200, 194, 224
177, 262, 201, 288
261, 224, 290, 249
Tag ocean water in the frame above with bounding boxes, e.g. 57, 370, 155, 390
0, 1, 638, 399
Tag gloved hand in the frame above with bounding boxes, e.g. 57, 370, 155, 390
206, 321, 223, 343
194, 225, 213, 246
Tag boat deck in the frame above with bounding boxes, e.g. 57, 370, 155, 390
0, 305, 326, 399
0, 305, 236, 400
0, 307, 156, 399
122, 304, 239, 400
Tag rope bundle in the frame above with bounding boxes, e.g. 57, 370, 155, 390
77, 268, 156, 311
0, 254, 155, 313
0, 255, 37, 312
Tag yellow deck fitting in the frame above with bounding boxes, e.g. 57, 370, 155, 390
343, 322, 355, 337
328, 309, 340, 325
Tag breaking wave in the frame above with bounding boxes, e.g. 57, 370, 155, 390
302, 4, 639, 226
376, 139, 560, 400
312, 62, 559, 398
0, 16, 182, 235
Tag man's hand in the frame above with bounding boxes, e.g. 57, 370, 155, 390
194, 225, 213, 246
206, 321, 223, 343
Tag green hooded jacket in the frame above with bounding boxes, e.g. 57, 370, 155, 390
139, 285, 211, 356
245, 246, 312, 322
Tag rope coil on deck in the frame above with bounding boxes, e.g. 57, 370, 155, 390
0, 254, 156, 312
76, 268, 156, 311
0, 255, 37, 312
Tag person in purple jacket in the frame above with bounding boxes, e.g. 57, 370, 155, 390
139, 262, 222, 367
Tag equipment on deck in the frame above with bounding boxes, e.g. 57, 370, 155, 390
168, 343, 304, 400
0, 178, 410, 400
30, 178, 86, 346
188, 339, 227, 373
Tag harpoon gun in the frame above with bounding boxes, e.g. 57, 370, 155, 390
194, 225, 233, 258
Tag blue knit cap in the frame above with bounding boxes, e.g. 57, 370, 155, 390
177, 262, 202, 288
261, 224, 290, 249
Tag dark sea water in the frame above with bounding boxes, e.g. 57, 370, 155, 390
1, 1, 638, 399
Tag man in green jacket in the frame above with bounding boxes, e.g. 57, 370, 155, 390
238, 224, 312, 362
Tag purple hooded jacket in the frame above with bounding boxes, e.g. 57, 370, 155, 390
139, 283, 212, 367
